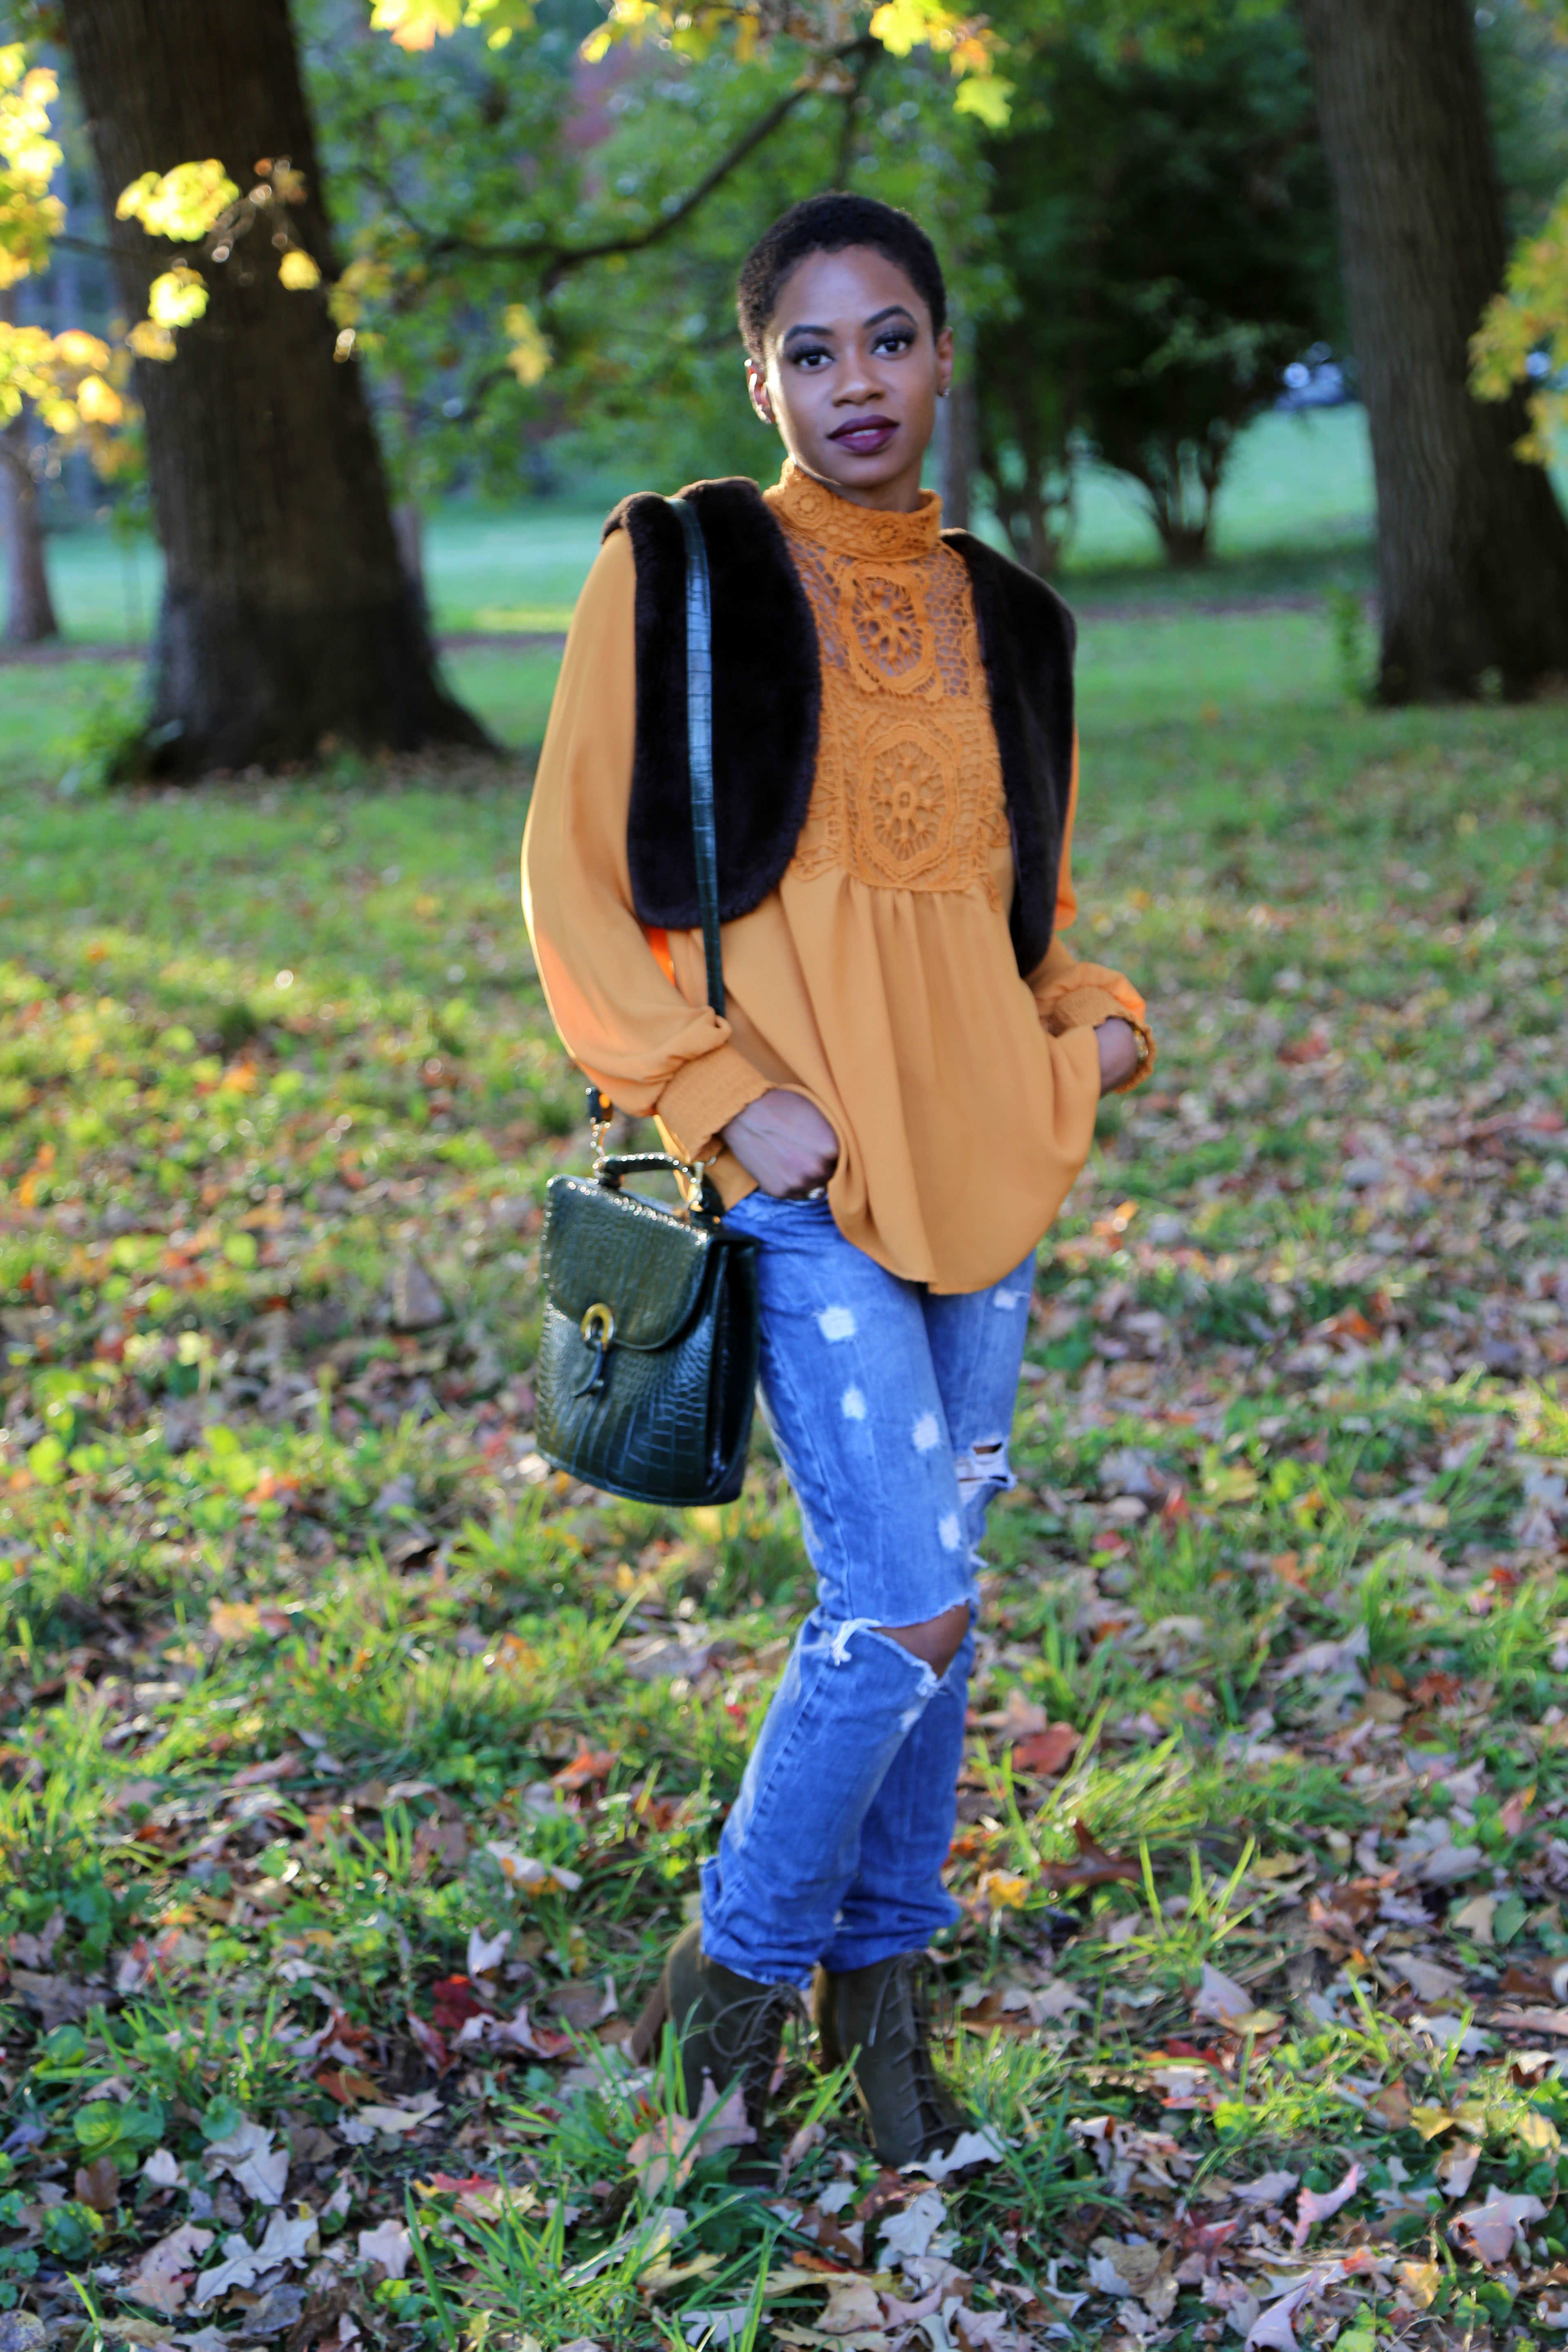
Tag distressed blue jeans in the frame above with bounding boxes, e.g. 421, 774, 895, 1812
699, 1192, 1035, 1984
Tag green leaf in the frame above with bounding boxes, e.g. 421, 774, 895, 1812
118, 2098, 166, 2151
41, 2203, 101, 2262
200, 2095, 246, 2145
74, 2102, 130, 2156
26, 1432, 65, 1484
953, 73, 1013, 127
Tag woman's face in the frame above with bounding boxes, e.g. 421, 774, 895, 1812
748, 243, 953, 513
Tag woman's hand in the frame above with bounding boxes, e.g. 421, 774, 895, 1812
721, 1090, 840, 1198
1095, 1018, 1141, 1094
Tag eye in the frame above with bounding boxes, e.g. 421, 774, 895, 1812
874, 329, 915, 356
788, 343, 833, 369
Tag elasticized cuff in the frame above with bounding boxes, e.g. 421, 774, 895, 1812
654, 1045, 773, 1161
1039, 983, 1132, 1036
1040, 987, 1156, 1094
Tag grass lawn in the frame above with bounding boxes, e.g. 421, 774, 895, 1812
2, 535, 1568, 2352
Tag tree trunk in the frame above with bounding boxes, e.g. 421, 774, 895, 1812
59, 0, 492, 775
1, 427, 61, 644
1298, 0, 1568, 702
0, 288, 60, 644
392, 499, 429, 626
0, 285, 62, 646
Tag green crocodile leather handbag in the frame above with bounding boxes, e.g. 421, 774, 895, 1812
532, 498, 761, 1507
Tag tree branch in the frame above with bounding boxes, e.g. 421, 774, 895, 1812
834, 40, 879, 185
409, 39, 875, 292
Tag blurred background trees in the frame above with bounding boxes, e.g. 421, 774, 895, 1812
0, 39, 130, 643
1299, 0, 1568, 701
974, 12, 1337, 572
58, 0, 494, 774
2, 0, 1566, 746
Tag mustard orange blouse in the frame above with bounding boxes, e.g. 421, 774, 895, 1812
521, 461, 1151, 1294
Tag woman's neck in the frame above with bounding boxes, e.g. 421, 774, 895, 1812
785, 454, 929, 514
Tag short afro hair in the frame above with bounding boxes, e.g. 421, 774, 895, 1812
736, 192, 947, 363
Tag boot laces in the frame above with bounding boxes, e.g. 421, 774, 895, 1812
712, 1978, 800, 2099
862, 1956, 952, 2131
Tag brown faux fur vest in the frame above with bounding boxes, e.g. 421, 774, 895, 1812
602, 477, 1077, 978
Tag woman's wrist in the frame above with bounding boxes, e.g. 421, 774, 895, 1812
721, 1088, 840, 1198
1095, 1017, 1143, 1093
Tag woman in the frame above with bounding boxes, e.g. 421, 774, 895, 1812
522, 192, 1152, 2168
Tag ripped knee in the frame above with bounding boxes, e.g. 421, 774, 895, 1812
877, 1601, 970, 1680
955, 1432, 1016, 1513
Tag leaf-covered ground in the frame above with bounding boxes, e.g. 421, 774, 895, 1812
2, 644, 1568, 2352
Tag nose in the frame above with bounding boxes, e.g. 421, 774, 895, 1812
835, 341, 886, 405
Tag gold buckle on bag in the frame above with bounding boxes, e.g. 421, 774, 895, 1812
576, 1300, 616, 1398
675, 1150, 719, 1218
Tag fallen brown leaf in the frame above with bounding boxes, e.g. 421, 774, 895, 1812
1452, 2190, 1547, 2267
119, 2222, 215, 2316
1008, 1724, 1080, 1777
551, 1745, 619, 1791
1040, 1819, 1139, 1893
75, 2155, 120, 2214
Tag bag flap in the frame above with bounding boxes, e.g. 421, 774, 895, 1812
541, 1175, 714, 1351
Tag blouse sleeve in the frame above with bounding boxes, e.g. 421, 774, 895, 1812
1025, 738, 1156, 1093
520, 530, 772, 1156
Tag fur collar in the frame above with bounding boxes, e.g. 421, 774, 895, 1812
604, 477, 1075, 976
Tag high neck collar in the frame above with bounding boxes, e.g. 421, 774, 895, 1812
768, 458, 943, 559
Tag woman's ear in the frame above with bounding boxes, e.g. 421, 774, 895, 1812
934, 325, 955, 402
746, 359, 777, 427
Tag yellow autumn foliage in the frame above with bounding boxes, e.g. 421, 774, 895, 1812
0, 46, 64, 289
503, 301, 551, 387
147, 263, 211, 330
0, 47, 138, 465
370, 0, 534, 49
1472, 185, 1568, 462
0, 321, 136, 461
127, 319, 178, 363
1467, 0, 1567, 459
376, 0, 1007, 102
116, 158, 239, 242
118, 155, 325, 359
329, 254, 395, 328
50, 329, 111, 373
76, 372, 123, 426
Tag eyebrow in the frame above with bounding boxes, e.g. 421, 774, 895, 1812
780, 303, 918, 347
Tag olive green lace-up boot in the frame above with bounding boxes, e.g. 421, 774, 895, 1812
813, 1952, 971, 2168
629, 1923, 800, 2141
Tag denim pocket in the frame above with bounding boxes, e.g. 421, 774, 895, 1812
725, 1189, 832, 1234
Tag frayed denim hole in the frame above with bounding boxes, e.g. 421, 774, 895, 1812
826, 1615, 879, 1666
956, 1434, 1016, 1508
825, 1617, 943, 1702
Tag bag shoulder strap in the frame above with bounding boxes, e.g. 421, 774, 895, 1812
669, 495, 724, 1018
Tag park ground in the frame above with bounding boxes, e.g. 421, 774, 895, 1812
2, 410, 1568, 2351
